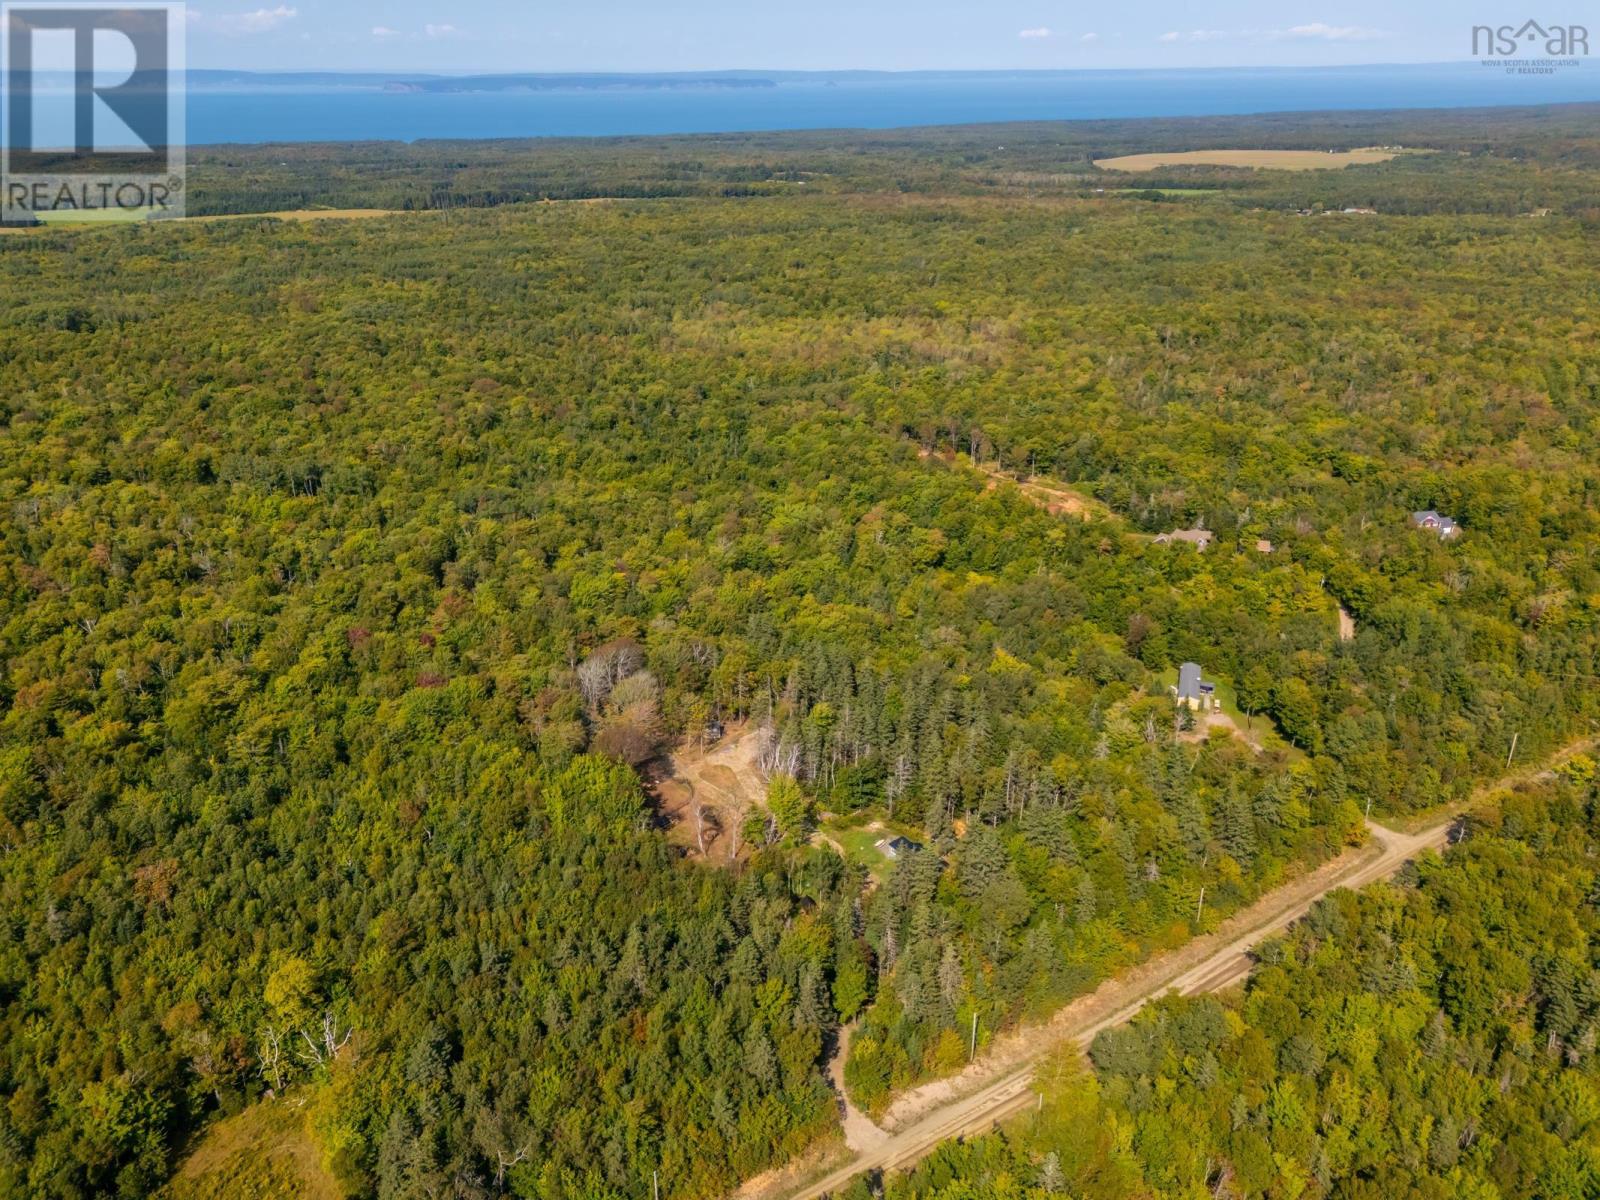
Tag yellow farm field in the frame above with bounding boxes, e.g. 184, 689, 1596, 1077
190, 208, 410, 222
1094, 147, 1402, 172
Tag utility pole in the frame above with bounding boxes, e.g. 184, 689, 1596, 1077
1365, 795, 1373, 822
1507, 731, 1519, 769
652, 1170, 659, 1200
1195, 886, 1205, 926
969, 1012, 979, 1062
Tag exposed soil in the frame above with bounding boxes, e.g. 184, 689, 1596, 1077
644, 720, 768, 864
1178, 707, 1259, 753
829, 1024, 890, 1153
915, 445, 1108, 523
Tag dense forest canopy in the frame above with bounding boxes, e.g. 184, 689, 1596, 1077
1, 105, 1598, 1198
170, 102, 1600, 217
865, 760, 1600, 1200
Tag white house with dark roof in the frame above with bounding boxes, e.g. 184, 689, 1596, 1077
1411, 510, 1461, 539
1154, 528, 1213, 551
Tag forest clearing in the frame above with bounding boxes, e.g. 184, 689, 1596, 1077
1093, 147, 1403, 171
647, 721, 767, 863
163, 1099, 341, 1200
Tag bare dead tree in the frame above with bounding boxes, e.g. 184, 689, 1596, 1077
772, 739, 801, 779
258, 1025, 287, 1091
295, 1011, 353, 1067
473, 1107, 532, 1191
724, 790, 747, 862
886, 752, 911, 819
576, 640, 645, 710
753, 723, 779, 773
185, 1028, 226, 1105
577, 655, 612, 709
494, 1145, 529, 1190
321, 1010, 354, 1059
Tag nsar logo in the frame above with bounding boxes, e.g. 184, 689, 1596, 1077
1471, 18, 1589, 73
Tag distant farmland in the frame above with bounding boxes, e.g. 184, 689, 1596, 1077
1094, 147, 1403, 171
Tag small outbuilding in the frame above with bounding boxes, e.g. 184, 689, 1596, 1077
877, 836, 924, 861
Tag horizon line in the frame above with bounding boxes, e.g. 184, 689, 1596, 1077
186, 58, 1498, 78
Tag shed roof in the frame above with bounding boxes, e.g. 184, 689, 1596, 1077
1176, 662, 1205, 700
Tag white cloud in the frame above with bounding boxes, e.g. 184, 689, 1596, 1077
1278, 21, 1386, 41
196, 5, 297, 34
1167, 29, 1229, 42
1017, 27, 1052, 40
1159, 24, 1383, 46
1080, 31, 1099, 42
1164, 25, 1388, 44
360, 21, 471, 42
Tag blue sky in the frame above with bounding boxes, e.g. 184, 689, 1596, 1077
184, 2, 1514, 71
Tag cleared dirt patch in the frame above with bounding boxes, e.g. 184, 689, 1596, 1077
646, 720, 767, 864
1178, 708, 1257, 754
1338, 604, 1357, 642
992, 472, 1100, 520
1094, 148, 1401, 172
918, 446, 1111, 523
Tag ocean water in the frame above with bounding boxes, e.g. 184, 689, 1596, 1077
185, 64, 1600, 145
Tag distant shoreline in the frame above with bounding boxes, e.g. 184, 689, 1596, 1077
178, 61, 1565, 83
53, 63, 1600, 145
